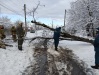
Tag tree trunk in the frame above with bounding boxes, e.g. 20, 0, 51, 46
31, 20, 94, 44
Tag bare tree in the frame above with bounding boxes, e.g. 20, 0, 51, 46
67, 0, 99, 37
27, 1, 45, 30
27, 1, 45, 20
0, 16, 12, 35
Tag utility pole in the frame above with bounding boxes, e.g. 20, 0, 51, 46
52, 20, 53, 28
24, 4, 27, 36
0, 7, 1, 18
64, 9, 66, 27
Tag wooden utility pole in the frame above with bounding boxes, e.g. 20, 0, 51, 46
24, 4, 27, 36
64, 9, 66, 27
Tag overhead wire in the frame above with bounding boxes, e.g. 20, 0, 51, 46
0, 4, 22, 16
10, 0, 25, 16
0, 1, 24, 17
0, 0, 39, 22
10, 0, 19, 7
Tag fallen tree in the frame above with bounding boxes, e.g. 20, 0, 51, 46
31, 20, 94, 44
29, 36, 73, 43
0, 40, 13, 49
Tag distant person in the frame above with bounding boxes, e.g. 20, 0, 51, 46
0, 25, 6, 40
53, 27, 61, 51
0, 25, 6, 49
10, 26, 17, 42
91, 27, 99, 69
16, 23, 25, 51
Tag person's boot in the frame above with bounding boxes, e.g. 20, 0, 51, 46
91, 64, 99, 69
18, 46, 22, 51
55, 47, 58, 51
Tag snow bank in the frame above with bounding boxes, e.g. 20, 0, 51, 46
59, 40, 99, 75
0, 33, 35, 75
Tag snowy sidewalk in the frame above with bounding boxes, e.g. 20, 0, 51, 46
59, 40, 99, 75
0, 35, 35, 75
0, 41, 34, 75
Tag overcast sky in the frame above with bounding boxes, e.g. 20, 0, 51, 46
0, 0, 76, 26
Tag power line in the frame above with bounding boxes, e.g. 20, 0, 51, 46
0, 0, 43, 22
0, 3, 24, 17
11, 0, 24, 10
0, 1, 24, 17
10, 0, 19, 6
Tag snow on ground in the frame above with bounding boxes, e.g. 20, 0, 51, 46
26, 30, 45, 38
26, 32, 36, 38
26, 31, 99, 74
26, 30, 53, 38
1, 30, 99, 75
0, 32, 35, 75
48, 47, 60, 56
59, 40, 99, 75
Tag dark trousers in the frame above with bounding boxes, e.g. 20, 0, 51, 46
95, 52, 99, 64
18, 37, 23, 50
54, 39, 59, 50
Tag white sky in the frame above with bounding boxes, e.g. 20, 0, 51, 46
0, 0, 76, 26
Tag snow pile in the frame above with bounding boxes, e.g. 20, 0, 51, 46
48, 48, 60, 56
0, 32, 35, 75
0, 42, 34, 75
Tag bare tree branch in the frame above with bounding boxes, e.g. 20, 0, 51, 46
27, 1, 45, 20
29, 36, 73, 43
5, 44, 13, 47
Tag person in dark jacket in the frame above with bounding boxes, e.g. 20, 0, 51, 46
53, 27, 61, 51
91, 27, 99, 69
16, 23, 25, 51
0, 25, 6, 49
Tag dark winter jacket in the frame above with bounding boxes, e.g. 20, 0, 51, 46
53, 27, 61, 40
16, 25, 25, 38
94, 34, 99, 52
